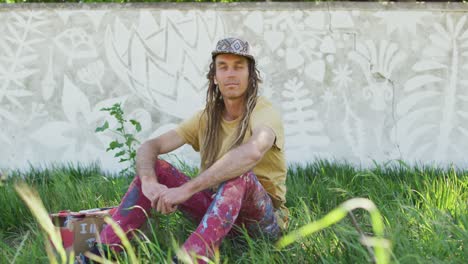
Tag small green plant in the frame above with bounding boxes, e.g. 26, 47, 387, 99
95, 103, 142, 175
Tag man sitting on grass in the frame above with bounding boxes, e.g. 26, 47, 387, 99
79, 37, 288, 263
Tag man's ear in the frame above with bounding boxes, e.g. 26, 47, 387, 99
214, 78, 218, 85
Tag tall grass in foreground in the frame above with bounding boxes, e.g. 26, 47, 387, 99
1, 160, 467, 263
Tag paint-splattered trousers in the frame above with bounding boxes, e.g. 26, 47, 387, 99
99, 159, 280, 262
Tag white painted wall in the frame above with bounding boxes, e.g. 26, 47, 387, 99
1, 3, 468, 171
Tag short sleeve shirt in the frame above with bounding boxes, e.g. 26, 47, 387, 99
175, 96, 288, 227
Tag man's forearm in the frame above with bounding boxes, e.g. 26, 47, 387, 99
184, 142, 261, 194
136, 142, 160, 181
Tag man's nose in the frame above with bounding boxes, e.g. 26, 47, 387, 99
226, 68, 236, 77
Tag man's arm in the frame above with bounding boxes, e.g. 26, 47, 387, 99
187, 125, 275, 192
156, 125, 276, 214
136, 129, 185, 206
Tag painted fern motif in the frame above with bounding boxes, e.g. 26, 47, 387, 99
0, 11, 48, 144
329, 64, 366, 160
341, 95, 366, 161
393, 15, 468, 162
282, 77, 330, 162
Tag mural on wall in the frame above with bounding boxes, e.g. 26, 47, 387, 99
393, 15, 468, 164
0, 6, 467, 170
105, 10, 225, 120
0, 12, 45, 146
239, 10, 334, 162
348, 39, 406, 162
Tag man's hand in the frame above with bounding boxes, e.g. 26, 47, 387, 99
156, 186, 193, 215
135, 129, 186, 203
140, 176, 168, 208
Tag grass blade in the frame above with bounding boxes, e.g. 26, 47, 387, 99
14, 182, 67, 263
103, 216, 138, 263
277, 198, 391, 264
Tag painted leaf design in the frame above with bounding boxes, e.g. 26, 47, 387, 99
349, 38, 406, 128
394, 107, 439, 140
396, 91, 440, 115
304, 60, 325, 83
0, 109, 17, 123
0, 11, 48, 150
282, 78, 330, 162
62, 76, 91, 123
460, 28, 468, 40
429, 34, 450, 50
31, 121, 74, 149
400, 124, 436, 155
285, 48, 304, 70
41, 51, 56, 101
342, 104, 366, 159
404, 75, 443, 92
395, 15, 468, 161
0, 12, 47, 106
458, 126, 468, 137
456, 111, 468, 119
412, 61, 447, 72
77, 60, 105, 93
105, 10, 225, 119
453, 15, 466, 36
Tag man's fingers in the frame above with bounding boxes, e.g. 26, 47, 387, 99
163, 199, 174, 214
157, 198, 164, 213
168, 205, 177, 214
155, 189, 167, 211
152, 190, 165, 209
153, 189, 179, 214
166, 205, 176, 214
157, 196, 169, 214
158, 198, 175, 215
151, 196, 158, 209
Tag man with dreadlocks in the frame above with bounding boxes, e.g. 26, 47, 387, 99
78, 37, 288, 264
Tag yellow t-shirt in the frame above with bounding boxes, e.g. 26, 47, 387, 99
175, 96, 289, 228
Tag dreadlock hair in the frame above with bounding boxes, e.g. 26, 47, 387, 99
201, 55, 262, 170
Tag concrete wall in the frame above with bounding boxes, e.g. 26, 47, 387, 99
1, 2, 467, 171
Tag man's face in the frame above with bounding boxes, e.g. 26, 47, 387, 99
214, 54, 250, 100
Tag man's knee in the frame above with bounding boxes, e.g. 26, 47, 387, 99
239, 171, 260, 185
154, 159, 173, 175
219, 171, 258, 193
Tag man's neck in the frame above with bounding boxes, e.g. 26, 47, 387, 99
223, 97, 245, 121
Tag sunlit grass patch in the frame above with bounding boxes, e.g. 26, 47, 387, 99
1, 160, 466, 264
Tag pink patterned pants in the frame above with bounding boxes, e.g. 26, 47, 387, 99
100, 159, 280, 262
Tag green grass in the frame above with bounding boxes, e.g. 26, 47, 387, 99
1, 160, 467, 263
